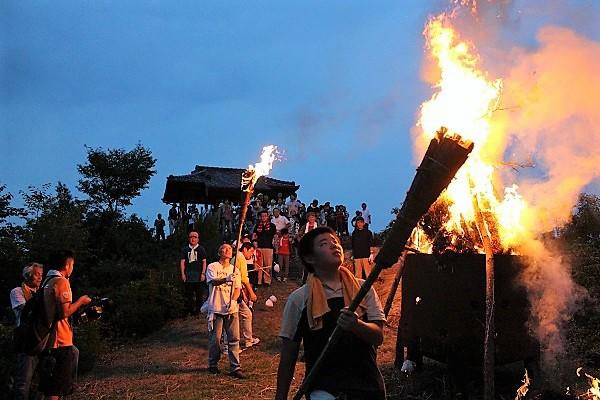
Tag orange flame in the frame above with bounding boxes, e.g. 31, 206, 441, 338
416, 15, 529, 252
242, 145, 279, 191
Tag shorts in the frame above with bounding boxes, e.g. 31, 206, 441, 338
39, 346, 76, 396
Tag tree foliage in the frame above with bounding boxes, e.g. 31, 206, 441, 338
77, 144, 156, 213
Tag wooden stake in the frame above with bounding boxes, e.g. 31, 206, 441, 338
471, 191, 495, 400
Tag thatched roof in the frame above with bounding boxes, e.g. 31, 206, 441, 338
162, 165, 299, 205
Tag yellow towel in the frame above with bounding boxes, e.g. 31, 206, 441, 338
307, 266, 368, 330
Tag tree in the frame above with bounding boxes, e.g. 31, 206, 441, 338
77, 144, 156, 213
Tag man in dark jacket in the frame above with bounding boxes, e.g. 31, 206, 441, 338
351, 217, 374, 279
252, 210, 276, 286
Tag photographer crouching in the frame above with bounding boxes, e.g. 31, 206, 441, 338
40, 250, 91, 400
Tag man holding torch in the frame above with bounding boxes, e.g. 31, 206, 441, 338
275, 226, 386, 400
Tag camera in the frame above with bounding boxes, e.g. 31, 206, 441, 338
73, 297, 115, 325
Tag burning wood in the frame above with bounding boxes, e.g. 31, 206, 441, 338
577, 368, 600, 400
514, 369, 530, 400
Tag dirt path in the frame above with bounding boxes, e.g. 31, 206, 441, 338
72, 267, 404, 400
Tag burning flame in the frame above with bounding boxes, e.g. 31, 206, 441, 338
416, 14, 529, 252
577, 368, 600, 399
242, 145, 278, 190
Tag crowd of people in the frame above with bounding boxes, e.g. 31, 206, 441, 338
9, 192, 383, 399
176, 191, 383, 399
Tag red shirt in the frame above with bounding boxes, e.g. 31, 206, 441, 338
278, 235, 291, 255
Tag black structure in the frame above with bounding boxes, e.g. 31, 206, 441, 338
397, 253, 539, 366
162, 165, 300, 205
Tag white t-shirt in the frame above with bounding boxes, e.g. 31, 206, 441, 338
206, 261, 242, 315
361, 208, 372, 225
10, 287, 26, 326
271, 215, 290, 232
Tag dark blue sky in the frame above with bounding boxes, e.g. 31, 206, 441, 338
2, 1, 598, 231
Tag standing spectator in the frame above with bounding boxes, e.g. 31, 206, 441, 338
271, 208, 291, 233
277, 228, 291, 282
180, 231, 207, 316
219, 200, 234, 240
252, 210, 276, 286
351, 217, 374, 279
296, 212, 321, 283
275, 227, 386, 400
361, 203, 372, 228
238, 243, 260, 348
323, 202, 336, 229
286, 193, 301, 218
40, 250, 92, 400
10, 262, 43, 400
249, 239, 263, 290
168, 204, 178, 236
351, 210, 363, 229
335, 205, 348, 237
154, 213, 166, 241
306, 199, 320, 216
206, 244, 245, 379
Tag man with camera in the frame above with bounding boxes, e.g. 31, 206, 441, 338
40, 250, 91, 400
10, 262, 43, 400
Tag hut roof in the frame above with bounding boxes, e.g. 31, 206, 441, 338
162, 165, 299, 205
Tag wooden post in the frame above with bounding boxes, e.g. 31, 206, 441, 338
471, 191, 495, 400
383, 251, 407, 318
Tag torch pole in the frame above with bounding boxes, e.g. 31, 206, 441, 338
235, 187, 253, 252
471, 190, 495, 400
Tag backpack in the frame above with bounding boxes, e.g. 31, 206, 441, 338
14, 276, 59, 356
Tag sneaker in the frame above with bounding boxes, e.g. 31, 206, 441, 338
282, 277, 287, 282
229, 369, 246, 379
276, 277, 282, 282
242, 337, 260, 349
208, 366, 219, 374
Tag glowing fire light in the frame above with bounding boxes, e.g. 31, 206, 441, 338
415, 15, 528, 253
242, 145, 278, 190
577, 368, 600, 399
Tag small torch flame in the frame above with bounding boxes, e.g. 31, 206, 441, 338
242, 145, 278, 191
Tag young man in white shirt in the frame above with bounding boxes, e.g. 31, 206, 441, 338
206, 244, 245, 379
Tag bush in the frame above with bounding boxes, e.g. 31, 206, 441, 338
74, 322, 107, 374
0, 324, 16, 397
108, 274, 184, 338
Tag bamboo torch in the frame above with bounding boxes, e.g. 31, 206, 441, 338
293, 127, 474, 400
234, 145, 278, 252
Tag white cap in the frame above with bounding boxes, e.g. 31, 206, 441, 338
265, 299, 274, 307
273, 263, 280, 273
269, 295, 277, 303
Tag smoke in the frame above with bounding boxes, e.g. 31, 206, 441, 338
499, 26, 600, 232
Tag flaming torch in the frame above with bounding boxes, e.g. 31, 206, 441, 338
235, 145, 278, 252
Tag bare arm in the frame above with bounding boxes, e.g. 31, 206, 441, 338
337, 308, 384, 347
60, 296, 92, 319
180, 259, 186, 282
275, 338, 301, 400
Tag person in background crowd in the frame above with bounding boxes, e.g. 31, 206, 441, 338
277, 228, 291, 282
286, 193, 301, 218
206, 244, 245, 379
307, 199, 320, 217
252, 210, 276, 286
180, 231, 207, 316
351, 217, 374, 279
250, 239, 263, 290
271, 208, 291, 233
154, 213, 166, 241
40, 250, 92, 400
219, 200, 234, 239
10, 262, 44, 400
323, 202, 336, 229
296, 212, 321, 284
351, 210, 363, 229
168, 204, 178, 236
275, 227, 386, 400
361, 203, 372, 228
237, 243, 261, 348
